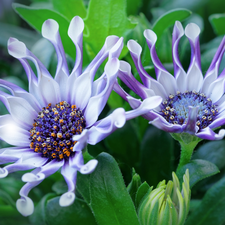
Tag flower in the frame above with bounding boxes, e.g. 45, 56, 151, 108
138, 169, 190, 225
0, 16, 162, 216
114, 21, 225, 140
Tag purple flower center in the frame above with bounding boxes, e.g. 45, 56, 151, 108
160, 91, 218, 130
29, 101, 86, 161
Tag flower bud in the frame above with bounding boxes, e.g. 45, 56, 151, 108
138, 169, 190, 225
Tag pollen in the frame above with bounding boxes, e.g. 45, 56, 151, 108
29, 101, 86, 161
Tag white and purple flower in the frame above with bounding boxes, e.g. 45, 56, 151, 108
114, 21, 225, 140
0, 16, 162, 216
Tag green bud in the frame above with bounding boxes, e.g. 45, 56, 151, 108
138, 169, 190, 225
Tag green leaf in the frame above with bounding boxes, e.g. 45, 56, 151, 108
185, 176, 225, 225
152, 8, 192, 40
177, 159, 220, 188
127, 170, 142, 203
89, 153, 140, 225
104, 120, 139, 166
209, 14, 225, 35
13, 3, 75, 58
140, 126, 174, 187
52, 0, 87, 20
29, 193, 56, 225
45, 197, 97, 225
84, 0, 136, 55
126, 0, 143, 16
0, 22, 40, 48
193, 140, 225, 169
0, 190, 16, 208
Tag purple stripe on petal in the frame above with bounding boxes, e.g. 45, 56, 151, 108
172, 21, 187, 92
146, 111, 184, 133
72, 129, 89, 152
0, 79, 41, 112
127, 40, 151, 88
118, 60, 152, 99
196, 127, 225, 140
144, 29, 177, 95
207, 75, 225, 102
42, 19, 69, 77
205, 36, 225, 77
185, 23, 203, 92
84, 58, 119, 127
113, 79, 133, 101
87, 108, 126, 145
8, 38, 52, 80
83, 36, 122, 74
172, 21, 185, 76
183, 106, 198, 134
125, 96, 162, 120
68, 16, 84, 78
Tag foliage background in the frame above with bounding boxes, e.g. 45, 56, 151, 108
1, 0, 225, 224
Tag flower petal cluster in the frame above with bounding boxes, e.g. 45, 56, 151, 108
0, 16, 162, 216
138, 170, 190, 225
114, 21, 225, 140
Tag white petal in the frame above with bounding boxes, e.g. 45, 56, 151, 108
59, 192, 75, 207
16, 196, 34, 217
80, 159, 98, 174
22, 172, 45, 182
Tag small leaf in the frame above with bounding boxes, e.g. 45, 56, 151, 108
45, 197, 97, 225
209, 14, 225, 35
89, 153, 140, 225
176, 159, 220, 188
152, 8, 192, 40
127, 170, 142, 203
52, 0, 87, 20
185, 176, 225, 225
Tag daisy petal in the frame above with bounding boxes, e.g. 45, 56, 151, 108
42, 18, 69, 77
16, 195, 34, 217
68, 16, 84, 78
196, 127, 225, 140
127, 39, 151, 88
80, 159, 98, 174
185, 23, 203, 91
144, 29, 177, 95
0, 115, 30, 146
184, 106, 198, 134
84, 58, 119, 127
125, 96, 162, 120
87, 108, 126, 145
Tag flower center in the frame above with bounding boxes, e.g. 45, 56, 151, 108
160, 91, 218, 130
29, 101, 86, 161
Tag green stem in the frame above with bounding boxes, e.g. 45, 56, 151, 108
176, 140, 199, 172
171, 133, 201, 173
